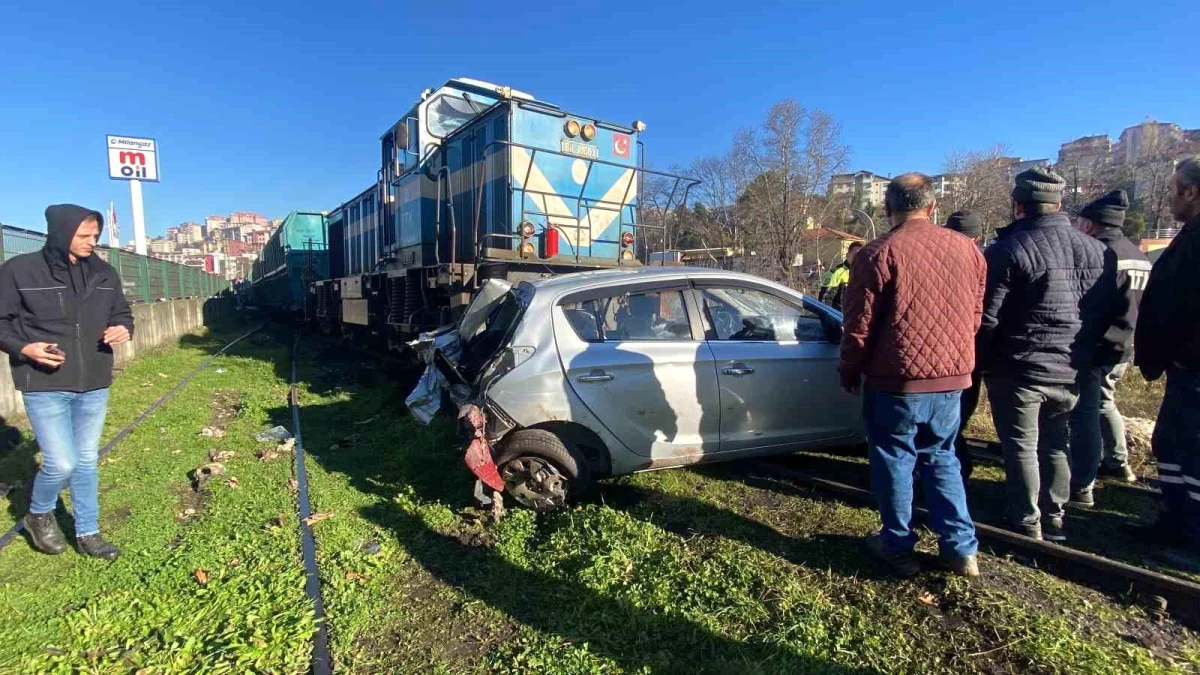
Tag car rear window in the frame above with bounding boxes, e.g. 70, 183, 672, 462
562, 290, 691, 342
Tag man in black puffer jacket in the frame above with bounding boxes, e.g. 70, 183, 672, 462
0, 205, 134, 560
1134, 157, 1200, 552
977, 168, 1115, 542
1068, 190, 1150, 506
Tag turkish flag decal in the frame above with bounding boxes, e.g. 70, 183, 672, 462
613, 133, 631, 159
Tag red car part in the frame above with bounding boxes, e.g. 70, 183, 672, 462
460, 405, 504, 492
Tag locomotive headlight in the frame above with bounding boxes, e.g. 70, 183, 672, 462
520, 241, 536, 256
520, 221, 536, 238
621, 231, 635, 247
632, 120, 647, 132
621, 249, 635, 261
581, 123, 597, 141
564, 119, 581, 137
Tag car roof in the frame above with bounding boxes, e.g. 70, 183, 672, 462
525, 265, 794, 294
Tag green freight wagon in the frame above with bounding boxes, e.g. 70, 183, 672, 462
249, 211, 328, 313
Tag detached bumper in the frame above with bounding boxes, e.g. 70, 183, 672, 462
459, 404, 504, 492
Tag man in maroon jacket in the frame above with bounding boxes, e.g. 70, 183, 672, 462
840, 173, 987, 577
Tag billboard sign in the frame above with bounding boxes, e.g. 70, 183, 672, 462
106, 135, 160, 182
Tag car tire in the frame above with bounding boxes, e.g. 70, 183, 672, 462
496, 429, 591, 512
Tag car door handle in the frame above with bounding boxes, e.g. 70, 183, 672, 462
577, 371, 614, 383
722, 365, 755, 376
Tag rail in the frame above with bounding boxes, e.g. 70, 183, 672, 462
757, 457, 1200, 627
472, 140, 699, 267
0, 225, 230, 303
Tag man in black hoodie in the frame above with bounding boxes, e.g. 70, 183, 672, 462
1068, 190, 1149, 506
0, 205, 134, 560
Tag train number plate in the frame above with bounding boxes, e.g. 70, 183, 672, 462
560, 140, 598, 159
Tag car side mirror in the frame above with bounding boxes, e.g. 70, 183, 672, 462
820, 314, 843, 343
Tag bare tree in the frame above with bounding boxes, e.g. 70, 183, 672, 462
732, 101, 851, 287
939, 145, 1014, 237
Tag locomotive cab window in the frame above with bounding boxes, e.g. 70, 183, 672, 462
426, 95, 480, 139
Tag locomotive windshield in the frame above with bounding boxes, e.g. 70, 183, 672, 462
426, 95, 481, 138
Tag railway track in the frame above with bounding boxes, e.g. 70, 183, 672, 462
964, 438, 1163, 496
756, 457, 1200, 627
288, 336, 333, 675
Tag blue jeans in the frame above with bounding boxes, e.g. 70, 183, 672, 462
1070, 362, 1130, 493
23, 388, 110, 537
863, 388, 978, 558
1153, 370, 1200, 547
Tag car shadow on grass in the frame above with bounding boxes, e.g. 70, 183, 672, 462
592, 479, 892, 583
275, 346, 882, 673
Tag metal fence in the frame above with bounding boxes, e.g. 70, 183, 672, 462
0, 224, 230, 303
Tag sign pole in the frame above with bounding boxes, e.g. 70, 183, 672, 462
130, 179, 148, 255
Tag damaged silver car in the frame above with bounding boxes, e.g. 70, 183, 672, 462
422, 267, 864, 511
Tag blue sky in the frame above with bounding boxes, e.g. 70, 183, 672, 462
2, 1, 1197, 238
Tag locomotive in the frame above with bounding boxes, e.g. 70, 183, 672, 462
251, 77, 697, 347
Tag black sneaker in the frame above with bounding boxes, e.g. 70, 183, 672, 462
76, 534, 120, 561
1009, 522, 1042, 541
1069, 489, 1095, 508
1043, 517, 1067, 543
23, 512, 67, 555
863, 533, 920, 577
1097, 463, 1137, 483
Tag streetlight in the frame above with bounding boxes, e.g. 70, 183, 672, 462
846, 208, 877, 240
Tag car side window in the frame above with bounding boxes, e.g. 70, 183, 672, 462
700, 287, 828, 342
562, 289, 691, 342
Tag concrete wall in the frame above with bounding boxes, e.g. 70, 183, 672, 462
0, 296, 234, 421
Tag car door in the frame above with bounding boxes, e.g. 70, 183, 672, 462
553, 281, 721, 460
693, 281, 860, 454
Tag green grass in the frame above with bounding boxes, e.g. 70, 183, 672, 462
1, 330, 1195, 673
0, 325, 314, 673
291, 339, 1199, 674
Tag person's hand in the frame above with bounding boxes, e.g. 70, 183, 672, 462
21, 342, 66, 369
102, 325, 131, 346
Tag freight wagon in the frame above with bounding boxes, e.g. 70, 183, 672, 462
248, 211, 328, 313
309, 77, 697, 348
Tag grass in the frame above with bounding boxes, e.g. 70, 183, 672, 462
291, 339, 1200, 674
0, 329, 1195, 673
0, 325, 314, 673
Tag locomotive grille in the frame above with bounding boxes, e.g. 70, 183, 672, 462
386, 276, 406, 325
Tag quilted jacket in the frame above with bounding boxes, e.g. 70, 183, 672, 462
977, 212, 1115, 385
839, 218, 987, 393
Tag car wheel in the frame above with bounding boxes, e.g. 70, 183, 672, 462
496, 429, 591, 512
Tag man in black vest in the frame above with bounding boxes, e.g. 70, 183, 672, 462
0, 205, 134, 559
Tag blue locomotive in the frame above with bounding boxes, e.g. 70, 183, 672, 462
308, 77, 696, 346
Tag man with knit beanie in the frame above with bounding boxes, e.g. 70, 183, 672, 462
1069, 190, 1150, 505
946, 210, 983, 243
977, 168, 1115, 542
945, 210, 985, 481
